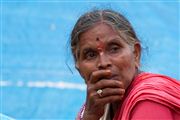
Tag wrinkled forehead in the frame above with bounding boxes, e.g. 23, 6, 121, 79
78, 38, 103, 55
75, 23, 130, 60
78, 23, 120, 47
78, 35, 121, 50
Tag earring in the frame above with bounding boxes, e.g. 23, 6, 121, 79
135, 62, 140, 70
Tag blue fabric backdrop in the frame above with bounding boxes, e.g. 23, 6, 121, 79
1, 1, 179, 119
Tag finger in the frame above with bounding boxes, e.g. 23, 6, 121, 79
88, 90, 99, 100
96, 95, 124, 105
99, 88, 125, 98
89, 70, 111, 84
94, 80, 124, 90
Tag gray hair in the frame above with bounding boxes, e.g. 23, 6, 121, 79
71, 9, 141, 61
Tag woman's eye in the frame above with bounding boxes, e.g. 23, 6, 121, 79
85, 51, 97, 60
109, 45, 120, 53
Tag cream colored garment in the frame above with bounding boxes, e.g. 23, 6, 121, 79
100, 104, 111, 120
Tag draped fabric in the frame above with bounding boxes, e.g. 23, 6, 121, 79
77, 72, 180, 120
114, 72, 180, 120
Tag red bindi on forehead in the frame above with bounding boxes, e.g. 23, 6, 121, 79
96, 37, 104, 50
96, 37, 104, 55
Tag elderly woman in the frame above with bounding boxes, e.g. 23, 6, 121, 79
70, 9, 180, 120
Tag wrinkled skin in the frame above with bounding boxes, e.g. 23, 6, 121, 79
76, 23, 141, 120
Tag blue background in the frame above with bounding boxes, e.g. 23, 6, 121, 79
1, 1, 179, 120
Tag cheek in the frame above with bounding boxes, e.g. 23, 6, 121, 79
116, 52, 135, 71
125, 55, 136, 69
115, 53, 136, 88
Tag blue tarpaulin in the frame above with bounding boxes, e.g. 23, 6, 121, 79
1, 1, 179, 119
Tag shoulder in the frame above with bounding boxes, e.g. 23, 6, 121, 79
132, 72, 180, 92
120, 73, 180, 120
130, 100, 177, 120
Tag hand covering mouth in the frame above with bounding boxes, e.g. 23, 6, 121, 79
99, 75, 118, 80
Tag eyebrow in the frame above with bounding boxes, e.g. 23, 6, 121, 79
107, 37, 122, 43
79, 37, 123, 55
81, 47, 95, 54
107, 38, 122, 44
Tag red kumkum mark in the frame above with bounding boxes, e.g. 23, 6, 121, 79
96, 37, 104, 55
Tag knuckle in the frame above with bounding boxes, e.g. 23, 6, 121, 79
88, 92, 94, 98
87, 85, 95, 92
122, 89, 125, 93
114, 81, 119, 86
119, 89, 125, 94
117, 81, 124, 87
91, 72, 97, 78
87, 86, 92, 91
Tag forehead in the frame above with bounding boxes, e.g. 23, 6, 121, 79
79, 23, 120, 48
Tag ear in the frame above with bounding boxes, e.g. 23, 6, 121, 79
133, 43, 141, 68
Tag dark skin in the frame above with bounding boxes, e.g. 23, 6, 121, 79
75, 23, 141, 120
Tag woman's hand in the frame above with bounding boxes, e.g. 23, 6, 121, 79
82, 70, 125, 120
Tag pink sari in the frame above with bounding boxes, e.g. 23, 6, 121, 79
77, 72, 180, 120
114, 72, 180, 120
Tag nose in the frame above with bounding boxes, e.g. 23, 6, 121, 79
97, 54, 112, 70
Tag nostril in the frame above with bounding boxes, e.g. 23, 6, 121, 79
98, 65, 104, 70
98, 63, 112, 70
107, 64, 112, 67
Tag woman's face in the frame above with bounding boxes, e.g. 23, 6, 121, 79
76, 23, 140, 89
